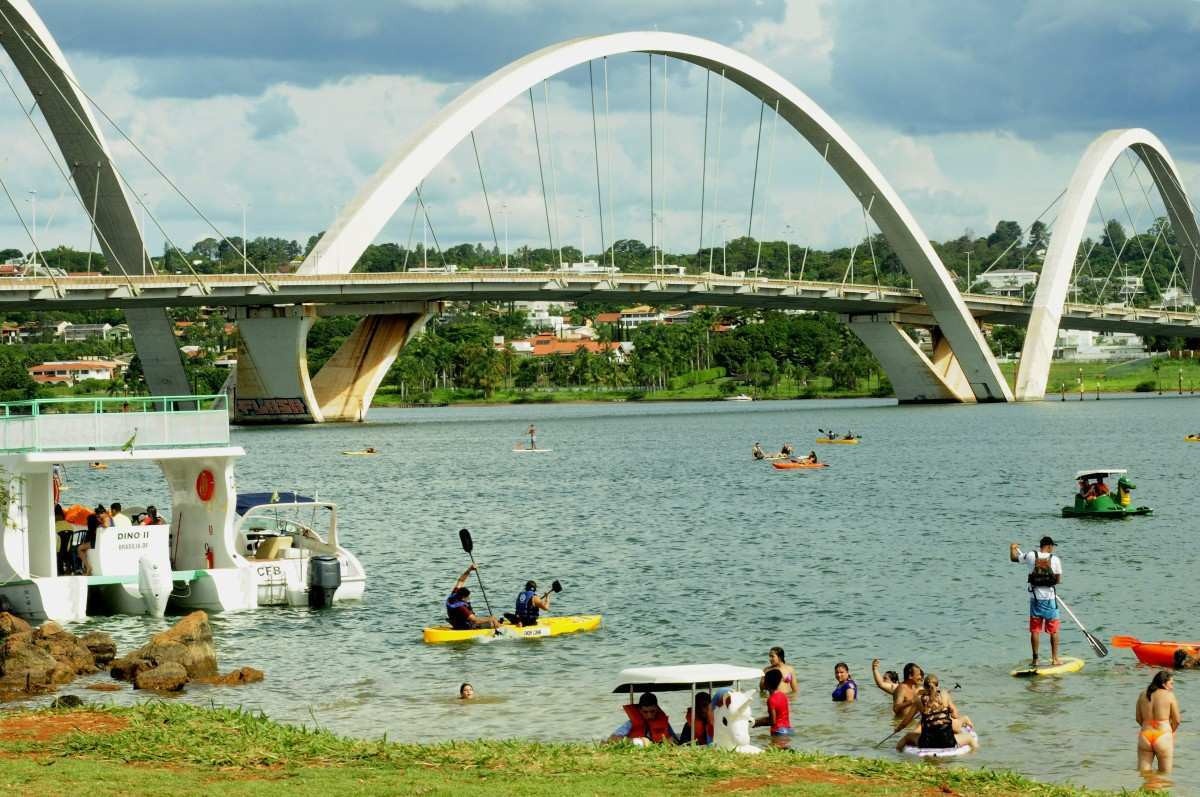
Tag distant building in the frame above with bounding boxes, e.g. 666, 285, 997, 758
562, 261, 618, 275
56, 322, 115, 342
1054, 330, 1146, 361
975, 269, 1037, 297
1155, 286, 1195, 310
618, 305, 664, 330
510, 333, 628, 363
29, 359, 122, 385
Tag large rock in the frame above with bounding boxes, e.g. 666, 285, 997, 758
140, 612, 217, 679
0, 615, 98, 698
32, 622, 98, 675
80, 632, 117, 666
199, 666, 265, 686
0, 612, 31, 641
0, 642, 61, 690
134, 662, 188, 692
109, 656, 154, 683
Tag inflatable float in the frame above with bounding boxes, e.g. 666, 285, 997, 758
423, 614, 600, 644
902, 727, 978, 758
1010, 656, 1085, 677
772, 460, 829, 470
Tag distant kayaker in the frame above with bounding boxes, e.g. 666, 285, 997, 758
527, 424, 537, 450
780, 443, 794, 457
1136, 670, 1180, 775
754, 668, 792, 738
832, 662, 857, 702
459, 683, 475, 700
608, 692, 678, 745
445, 565, 500, 630
761, 647, 798, 697
872, 659, 922, 720
752, 442, 766, 460
805, 450, 819, 464
1009, 537, 1063, 666
513, 580, 551, 626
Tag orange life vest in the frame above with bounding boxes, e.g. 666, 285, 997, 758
622, 703, 671, 742
684, 707, 712, 744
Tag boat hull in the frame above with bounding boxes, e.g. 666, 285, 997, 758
1061, 506, 1152, 518
772, 461, 829, 470
422, 614, 602, 644
815, 438, 859, 445
1129, 641, 1200, 668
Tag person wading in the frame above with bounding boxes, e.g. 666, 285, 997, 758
1009, 537, 1063, 666
872, 659, 923, 721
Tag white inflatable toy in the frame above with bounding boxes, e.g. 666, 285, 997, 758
712, 688, 762, 754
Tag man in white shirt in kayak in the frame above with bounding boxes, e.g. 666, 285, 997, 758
1009, 537, 1063, 667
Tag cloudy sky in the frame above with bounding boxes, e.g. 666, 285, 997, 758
3, 0, 1198, 262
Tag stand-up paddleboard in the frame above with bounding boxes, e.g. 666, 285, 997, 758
901, 728, 978, 759
1010, 656, 1085, 678
512, 447, 552, 453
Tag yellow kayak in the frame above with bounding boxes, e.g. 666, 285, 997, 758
1186, 435, 1200, 443
1010, 656, 1085, 678
815, 437, 859, 445
422, 614, 602, 644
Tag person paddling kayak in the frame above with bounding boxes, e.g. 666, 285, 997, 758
512, 580, 552, 626
445, 565, 500, 630
1009, 537, 1063, 666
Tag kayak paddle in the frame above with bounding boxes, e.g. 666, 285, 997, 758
1110, 635, 1139, 649
458, 528, 498, 629
543, 579, 563, 599
1057, 596, 1108, 658
874, 718, 912, 748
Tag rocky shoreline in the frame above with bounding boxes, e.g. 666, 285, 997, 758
0, 610, 262, 700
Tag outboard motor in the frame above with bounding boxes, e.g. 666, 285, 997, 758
307, 555, 341, 609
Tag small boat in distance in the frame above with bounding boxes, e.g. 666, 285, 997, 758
724, 394, 753, 401
1062, 468, 1152, 518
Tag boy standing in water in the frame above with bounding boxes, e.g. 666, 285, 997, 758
1009, 537, 1063, 666
755, 668, 792, 739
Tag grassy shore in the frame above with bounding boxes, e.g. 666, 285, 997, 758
0, 703, 1137, 796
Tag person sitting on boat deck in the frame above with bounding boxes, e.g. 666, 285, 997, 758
110, 502, 132, 528
1173, 648, 1200, 669
872, 659, 923, 721
832, 662, 857, 702
445, 565, 500, 630
780, 443, 794, 457
845, 430, 854, 439
754, 668, 793, 737
805, 450, 819, 464
1010, 537, 1063, 666
752, 442, 766, 460
609, 692, 678, 745
139, 506, 162, 526
78, 513, 102, 576
678, 691, 713, 745
54, 504, 75, 575
459, 683, 475, 700
895, 673, 977, 752
1137, 670, 1181, 775
761, 646, 798, 697
512, 580, 550, 626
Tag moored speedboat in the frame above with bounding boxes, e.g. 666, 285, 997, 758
0, 394, 365, 623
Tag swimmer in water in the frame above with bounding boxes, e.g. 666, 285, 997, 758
459, 682, 475, 700
760, 647, 798, 698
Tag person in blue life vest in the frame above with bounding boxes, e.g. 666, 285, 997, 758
445, 565, 500, 630
1009, 536, 1063, 666
512, 580, 552, 626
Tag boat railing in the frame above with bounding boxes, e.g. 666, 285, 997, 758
0, 394, 230, 452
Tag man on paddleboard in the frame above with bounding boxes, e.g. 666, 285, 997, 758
1010, 537, 1063, 666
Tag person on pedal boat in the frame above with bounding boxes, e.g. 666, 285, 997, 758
445, 565, 500, 630
1010, 537, 1063, 666
608, 692, 678, 745
511, 580, 551, 626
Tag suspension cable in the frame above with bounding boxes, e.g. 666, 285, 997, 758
9, 21, 249, 288
603, 56, 615, 270
698, 69, 710, 257
400, 191, 421, 271
543, 80, 563, 267
707, 69, 726, 274
862, 197, 881, 289
747, 101, 766, 239
0, 167, 59, 295
648, 54, 654, 265
753, 99, 781, 276
981, 188, 1066, 274
469, 131, 500, 257
842, 195, 875, 289
527, 88, 555, 259
413, 184, 447, 268
659, 55, 668, 267
798, 142, 831, 282
587, 61, 606, 264
86, 162, 99, 272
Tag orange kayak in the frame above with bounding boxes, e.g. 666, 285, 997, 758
1129, 640, 1200, 668
772, 461, 829, 470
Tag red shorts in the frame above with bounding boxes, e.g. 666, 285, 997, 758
1029, 616, 1061, 634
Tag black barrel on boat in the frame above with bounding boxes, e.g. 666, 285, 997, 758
308, 555, 341, 609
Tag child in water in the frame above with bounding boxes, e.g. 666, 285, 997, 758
755, 668, 792, 739
459, 683, 475, 700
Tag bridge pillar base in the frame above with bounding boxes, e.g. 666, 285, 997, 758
845, 315, 975, 403
232, 306, 321, 424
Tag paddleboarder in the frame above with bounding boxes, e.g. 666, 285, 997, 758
526, 424, 537, 450
1009, 537, 1063, 667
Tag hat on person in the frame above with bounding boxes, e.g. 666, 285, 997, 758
1040, 535, 1055, 547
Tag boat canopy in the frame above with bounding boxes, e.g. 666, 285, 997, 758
1074, 469, 1127, 479
612, 663, 763, 694
235, 492, 316, 516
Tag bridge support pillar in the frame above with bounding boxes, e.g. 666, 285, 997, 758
232, 306, 321, 424
845, 315, 974, 403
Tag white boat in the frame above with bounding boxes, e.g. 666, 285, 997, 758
724, 394, 753, 402
0, 394, 365, 623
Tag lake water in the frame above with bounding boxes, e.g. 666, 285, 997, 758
32, 395, 1200, 793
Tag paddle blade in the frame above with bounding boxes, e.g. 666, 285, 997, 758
1085, 630, 1109, 658
458, 528, 473, 554
551, 580, 563, 593
1110, 635, 1139, 649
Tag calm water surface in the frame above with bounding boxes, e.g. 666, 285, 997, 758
31, 396, 1200, 792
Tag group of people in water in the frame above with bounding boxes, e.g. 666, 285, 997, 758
53, 501, 162, 576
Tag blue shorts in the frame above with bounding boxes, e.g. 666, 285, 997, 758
1029, 597, 1059, 620
771, 727, 794, 736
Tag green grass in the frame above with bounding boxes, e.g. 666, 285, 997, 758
0, 704, 1139, 796
999, 357, 1200, 395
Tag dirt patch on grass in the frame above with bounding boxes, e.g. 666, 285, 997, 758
708, 765, 869, 793
0, 711, 127, 743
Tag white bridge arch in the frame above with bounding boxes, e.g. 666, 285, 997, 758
300, 31, 1011, 403
1015, 128, 1200, 400
0, 0, 188, 396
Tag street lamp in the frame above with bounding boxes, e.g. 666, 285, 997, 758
784, 223, 793, 280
